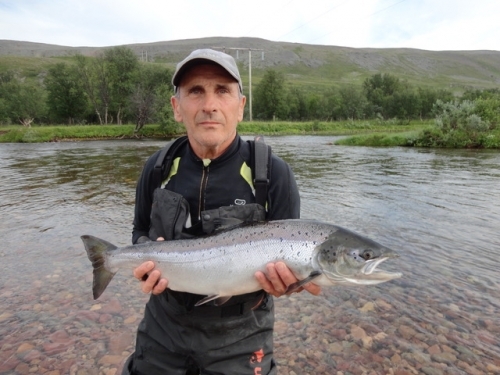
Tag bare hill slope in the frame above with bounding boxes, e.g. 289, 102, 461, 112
1, 37, 499, 90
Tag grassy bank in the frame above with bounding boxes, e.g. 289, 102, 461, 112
0, 120, 428, 143
0, 124, 162, 143
3, 120, 498, 148
336, 127, 500, 148
334, 131, 420, 147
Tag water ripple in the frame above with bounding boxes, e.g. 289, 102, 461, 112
1, 138, 499, 374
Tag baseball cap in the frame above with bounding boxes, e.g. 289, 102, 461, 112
172, 49, 243, 93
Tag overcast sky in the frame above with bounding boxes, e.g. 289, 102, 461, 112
1, 0, 499, 51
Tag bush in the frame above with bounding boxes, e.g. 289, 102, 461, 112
414, 128, 446, 147
475, 97, 500, 127
433, 100, 476, 131
428, 99, 494, 147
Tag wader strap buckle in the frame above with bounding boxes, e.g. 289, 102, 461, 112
220, 292, 266, 318
220, 303, 245, 318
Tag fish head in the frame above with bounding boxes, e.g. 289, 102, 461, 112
314, 226, 402, 285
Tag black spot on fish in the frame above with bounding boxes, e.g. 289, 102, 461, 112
318, 238, 339, 263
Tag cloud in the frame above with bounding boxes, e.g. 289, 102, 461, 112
0, 0, 498, 50
366, 0, 500, 50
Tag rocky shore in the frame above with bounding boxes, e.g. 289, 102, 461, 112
1, 274, 499, 374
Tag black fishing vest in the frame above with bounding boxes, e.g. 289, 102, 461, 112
152, 135, 271, 207
147, 135, 272, 241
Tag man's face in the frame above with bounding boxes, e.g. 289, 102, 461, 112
171, 63, 246, 158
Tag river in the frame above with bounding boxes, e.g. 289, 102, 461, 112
0, 136, 499, 374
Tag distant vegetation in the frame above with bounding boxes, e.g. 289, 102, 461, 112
337, 92, 500, 148
0, 120, 428, 143
0, 45, 499, 148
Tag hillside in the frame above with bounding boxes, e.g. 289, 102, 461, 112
1, 37, 499, 93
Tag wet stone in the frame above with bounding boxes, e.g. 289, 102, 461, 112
431, 352, 457, 365
421, 367, 444, 375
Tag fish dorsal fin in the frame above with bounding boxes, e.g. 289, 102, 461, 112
285, 271, 322, 294
194, 295, 232, 307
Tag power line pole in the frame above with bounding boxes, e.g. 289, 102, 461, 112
212, 47, 264, 121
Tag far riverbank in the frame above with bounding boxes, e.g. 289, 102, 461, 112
0, 120, 424, 143
1, 120, 499, 148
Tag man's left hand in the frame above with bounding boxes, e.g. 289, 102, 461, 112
255, 262, 321, 297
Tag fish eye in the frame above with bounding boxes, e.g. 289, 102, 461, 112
361, 250, 374, 260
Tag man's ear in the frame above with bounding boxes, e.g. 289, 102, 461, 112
238, 95, 247, 122
171, 96, 183, 122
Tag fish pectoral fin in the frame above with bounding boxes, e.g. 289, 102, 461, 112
194, 295, 232, 307
285, 270, 322, 294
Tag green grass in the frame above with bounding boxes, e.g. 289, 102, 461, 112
335, 127, 500, 148
0, 56, 68, 79
0, 124, 170, 143
0, 121, 429, 143
335, 131, 420, 147
2, 120, 498, 148
238, 120, 427, 135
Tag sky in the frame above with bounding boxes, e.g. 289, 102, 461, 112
0, 0, 499, 51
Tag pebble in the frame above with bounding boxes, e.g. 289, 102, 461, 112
0, 264, 498, 375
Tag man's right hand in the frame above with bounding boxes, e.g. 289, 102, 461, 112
133, 237, 169, 295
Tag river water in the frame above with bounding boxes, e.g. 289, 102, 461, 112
0, 136, 499, 375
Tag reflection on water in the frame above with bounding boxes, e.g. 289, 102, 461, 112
0, 137, 499, 374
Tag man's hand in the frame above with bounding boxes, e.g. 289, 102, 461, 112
133, 237, 168, 295
255, 262, 321, 297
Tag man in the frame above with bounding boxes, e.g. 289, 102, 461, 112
125, 49, 320, 375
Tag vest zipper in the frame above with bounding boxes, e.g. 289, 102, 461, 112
198, 159, 211, 219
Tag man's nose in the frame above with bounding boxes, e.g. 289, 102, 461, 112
202, 92, 217, 113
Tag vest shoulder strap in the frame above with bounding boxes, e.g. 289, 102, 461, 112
152, 135, 188, 188
252, 135, 271, 208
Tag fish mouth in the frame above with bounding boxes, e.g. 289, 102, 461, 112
359, 256, 402, 282
323, 255, 402, 285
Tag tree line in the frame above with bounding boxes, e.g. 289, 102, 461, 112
0, 46, 498, 129
255, 70, 448, 121
0, 46, 174, 131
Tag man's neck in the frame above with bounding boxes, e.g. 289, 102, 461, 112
189, 134, 237, 160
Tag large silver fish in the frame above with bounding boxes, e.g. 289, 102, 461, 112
82, 220, 401, 305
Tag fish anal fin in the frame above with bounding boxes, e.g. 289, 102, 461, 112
286, 270, 322, 294
195, 295, 232, 307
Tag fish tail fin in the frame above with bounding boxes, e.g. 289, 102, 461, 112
81, 235, 117, 300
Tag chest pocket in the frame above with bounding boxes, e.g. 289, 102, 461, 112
149, 188, 266, 241
200, 203, 266, 234
149, 188, 190, 241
